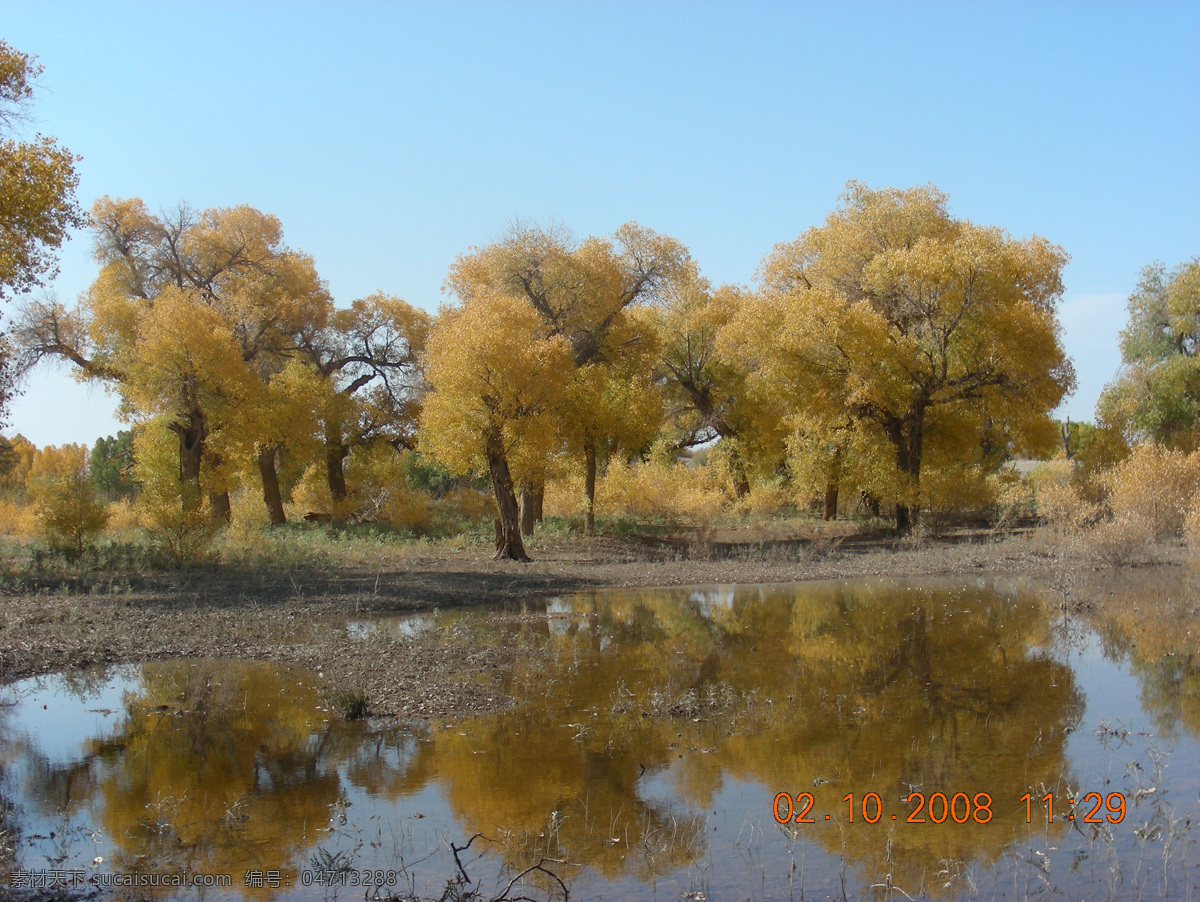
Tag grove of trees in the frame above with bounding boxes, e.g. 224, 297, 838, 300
6, 181, 1084, 560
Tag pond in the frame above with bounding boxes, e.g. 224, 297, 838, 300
2, 575, 1198, 901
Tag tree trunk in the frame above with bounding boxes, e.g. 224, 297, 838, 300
258, 446, 287, 526
518, 478, 542, 537
485, 426, 529, 561
823, 446, 843, 520
888, 410, 924, 533
584, 441, 597, 534
725, 443, 750, 498
823, 482, 839, 521
170, 408, 207, 512
209, 491, 232, 523
325, 427, 350, 505
531, 481, 544, 523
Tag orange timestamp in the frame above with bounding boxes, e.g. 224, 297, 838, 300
774, 791, 996, 825
773, 791, 1128, 825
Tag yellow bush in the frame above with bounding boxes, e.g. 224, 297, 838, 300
920, 465, 993, 532
25, 444, 109, 552
1185, 499, 1200, 554
1026, 460, 1101, 530
0, 499, 36, 537
1090, 514, 1154, 567
1104, 444, 1200, 540
33, 474, 110, 552
137, 483, 217, 564
222, 487, 274, 557
105, 498, 145, 533
384, 487, 433, 533
287, 463, 333, 519
732, 480, 795, 517
548, 456, 728, 524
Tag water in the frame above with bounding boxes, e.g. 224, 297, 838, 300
2, 575, 1198, 900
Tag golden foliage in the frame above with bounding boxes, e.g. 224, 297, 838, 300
735, 182, 1072, 528
1103, 443, 1200, 541
0, 498, 35, 536
0, 41, 84, 299
1026, 460, 1099, 530
26, 443, 109, 551
421, 292, 572, 478
547, 450, 727, 523
132, 426, 217, 562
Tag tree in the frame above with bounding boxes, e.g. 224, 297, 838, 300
294, 292, 430, 517
15, 198, 330, 519
0, 433, 34, 498
652, 278, 785, 497
29, 443, 109, 553
420, 292, 572, 560
90, 430, 135, 499
737, 182, 1073, 530
1098, 258, 1200, 451
446, 222, 688, 533
0, 41, 84, 301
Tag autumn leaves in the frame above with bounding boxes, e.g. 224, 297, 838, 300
422, 185, 1073, 556
16, 183, 1074, 560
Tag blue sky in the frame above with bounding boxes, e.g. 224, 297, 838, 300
3, 1, 1198, 447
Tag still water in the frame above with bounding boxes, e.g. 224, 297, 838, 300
2, 576, 1198, 901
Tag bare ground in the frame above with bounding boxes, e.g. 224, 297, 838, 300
1, 529, 1188, 719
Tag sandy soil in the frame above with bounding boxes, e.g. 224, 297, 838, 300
0, 530, 1184, 718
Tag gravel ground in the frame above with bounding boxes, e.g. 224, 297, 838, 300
1, 530, 1180, 719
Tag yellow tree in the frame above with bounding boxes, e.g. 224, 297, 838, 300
421, 293, 572, 560
0, 41, 84, 424
0, 41, 84, 302
294, 292, 430, 513
559, 314, 663, 531
15, 198, 330, 518
738, 183, 1073, 530
652, 277, 786, 497
446, 222, 688, 530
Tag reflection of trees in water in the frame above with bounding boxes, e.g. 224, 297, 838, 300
16, 661, 344, 893
1080, 567, 1200, 737
0, 701, 20, 879
411, 580, 1084, 896
0, 578, 1096, 897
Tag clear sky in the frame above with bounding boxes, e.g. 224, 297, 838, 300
3, 1, 1198, 448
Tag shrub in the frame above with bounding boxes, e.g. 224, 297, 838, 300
1185, 499, 1200, 555
732, 479, 795, 518
547, 452, 728, 525
1090, 515, 1154, 567
33, 473, 110, 554
1103, 444, 1200, 541
105, 498, 144, 534
920, 464, 992, 534
27, 446, 109, 554
1027, 460, 1101, 530
0, 499, 36, 537
138, 483, 218, 565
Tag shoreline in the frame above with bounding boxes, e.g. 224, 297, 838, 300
4, 532, 1192, 718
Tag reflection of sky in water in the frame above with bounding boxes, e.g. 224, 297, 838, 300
344, 611, 438, 641
0, 667, 133, 767
1, 577, 1198, 901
